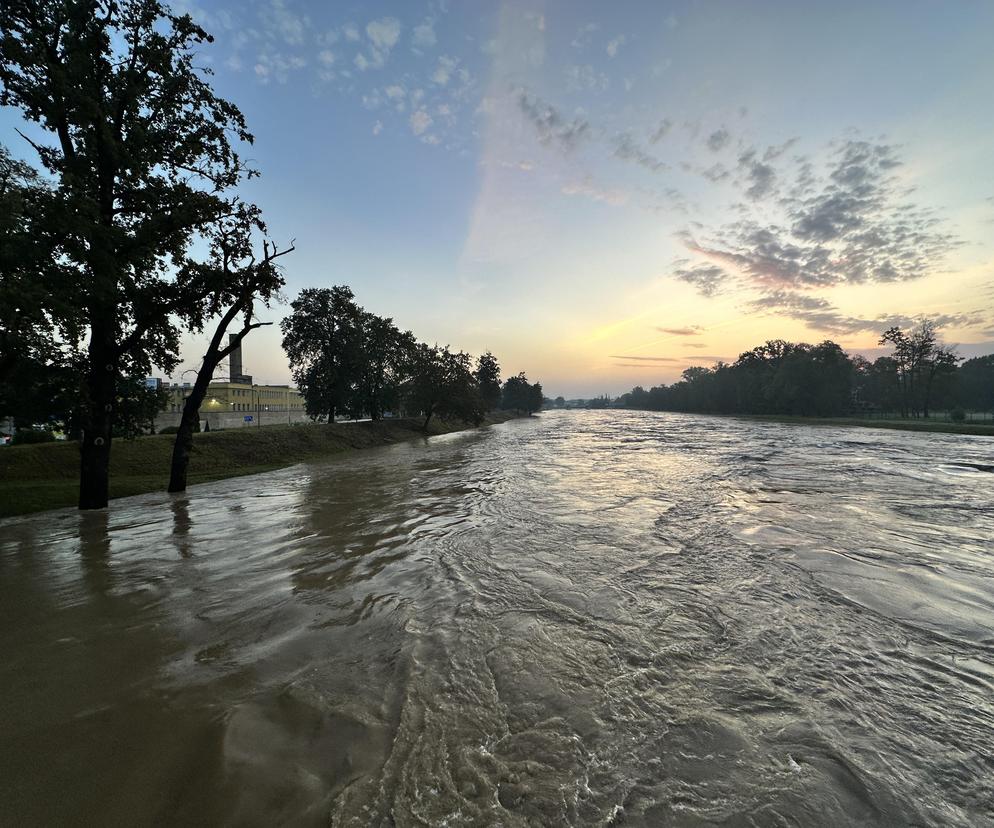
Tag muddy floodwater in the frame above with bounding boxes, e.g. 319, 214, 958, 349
1, 411, 993, 826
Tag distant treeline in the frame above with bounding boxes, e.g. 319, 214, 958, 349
281, 286, 543, 427
615, 322, 994, 418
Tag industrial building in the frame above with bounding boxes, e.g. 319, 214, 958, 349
157, 337, 307, 429
164, 382, 305, 415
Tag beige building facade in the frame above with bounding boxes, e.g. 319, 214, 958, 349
155, 341, 308, 430
155, 381, 309, 430
165, 381, 305, 415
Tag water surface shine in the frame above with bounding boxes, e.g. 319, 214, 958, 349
2, 410, 993, 826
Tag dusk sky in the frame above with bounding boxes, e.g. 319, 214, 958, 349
11, 0, 994, 397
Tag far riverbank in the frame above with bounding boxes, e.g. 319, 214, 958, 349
597, 408, 994, 437
0, 412, 522, 519
726, 413, 994, 436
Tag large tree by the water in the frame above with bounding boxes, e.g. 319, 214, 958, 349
0, 0, 254, 508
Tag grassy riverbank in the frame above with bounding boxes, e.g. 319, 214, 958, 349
731, 413, 994, 436
0, 413, 520, 518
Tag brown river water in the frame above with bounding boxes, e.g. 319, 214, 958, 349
1, 410, 993, 826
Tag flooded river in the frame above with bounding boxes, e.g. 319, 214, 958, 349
2, 410, 993, 826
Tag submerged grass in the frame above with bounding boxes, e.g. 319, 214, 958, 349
0, 413, 519, 518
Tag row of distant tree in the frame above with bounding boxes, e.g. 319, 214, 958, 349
613, 322, 994, 418
279, 286, 542, 428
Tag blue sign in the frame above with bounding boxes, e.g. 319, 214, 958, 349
244, 415, 253, 422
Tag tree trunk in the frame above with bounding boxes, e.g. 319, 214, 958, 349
168, 372, 212, 493
78, 336, 116, 510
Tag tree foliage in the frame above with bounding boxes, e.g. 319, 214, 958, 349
501, 372, 543, 414
281, 286, 366, 421
474, 351, 502, 411
281, 286, 527, 429
402, 343, 484, 429
956, 355, 994, 413
616, 325, 983, 418
878, 321, 959, 417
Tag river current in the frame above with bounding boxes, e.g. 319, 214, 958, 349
1, 410, 992, 826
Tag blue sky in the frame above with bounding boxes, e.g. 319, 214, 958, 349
6, 0, 994, 397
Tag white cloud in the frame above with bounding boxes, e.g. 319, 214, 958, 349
264, 0, 307, 46
317, 49, 335, 66
385, 84, 405, 100
571, 22, 599, 50
566, 64, 609, 92
367, 17, 401, 51
253, 50, 306, 84
498, 160, 534, 171
361, 90, 382, 110
562, 180, 629, 206
343, 23, 359, 41
372, 120, 383, 136
432, 55, 458, 85
412, 19, 436, 51
606, 35, 626, 58
355, 17, 402, 71
410, 108, 433, 135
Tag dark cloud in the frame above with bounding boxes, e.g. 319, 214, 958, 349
686, 227, 836, 288
700, 163, 731, 183
763, 138, 799, 162
790, 141, 899, 242
748, 290, 984, 335
673, 262, 729, 297
637, 184, 688, 214
706, 128, 731, 152
686, 139, 961, 290
614, 132, 668, 173
683, 342, 709, 348
733, 139, 798, 200
517, 91, 590, 152
657, 325, 702, 335
609, 355, 679, 362
737, 148, 777, 200
649, 118, 673, 144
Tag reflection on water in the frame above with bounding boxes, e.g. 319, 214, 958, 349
1, 411, 993, 826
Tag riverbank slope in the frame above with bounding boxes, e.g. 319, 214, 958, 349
0, 413, 521, 518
